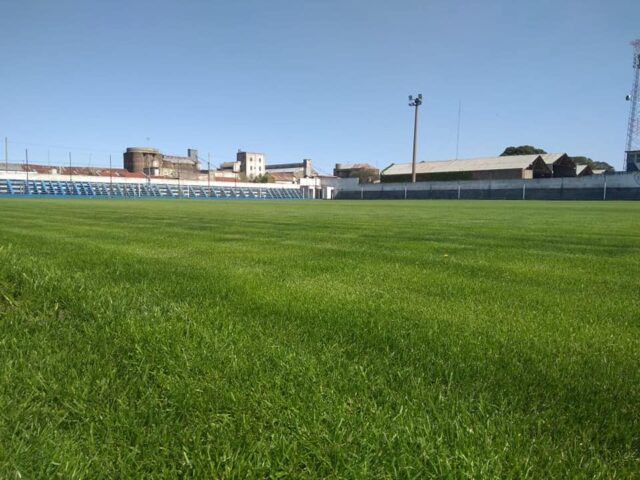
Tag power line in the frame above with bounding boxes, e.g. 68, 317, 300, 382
5, 139, 124, 154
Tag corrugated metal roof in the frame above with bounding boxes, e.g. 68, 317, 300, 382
8, 163, 147, 178
266, 166, 304, 173
539, 153, 566, 165
269, 172, 296, 181
383, 155, 542, 176
576, 164, 591, 175
266, 162, 305, 170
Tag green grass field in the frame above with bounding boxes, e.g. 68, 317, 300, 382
0, 198, 639, 478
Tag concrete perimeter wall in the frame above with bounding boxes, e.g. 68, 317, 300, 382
332, 173, 640, 201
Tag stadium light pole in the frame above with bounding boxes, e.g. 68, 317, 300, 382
408, 94, 423, 183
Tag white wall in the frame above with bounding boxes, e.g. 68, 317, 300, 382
325, 173, 640, 192
0, 171, 302, 190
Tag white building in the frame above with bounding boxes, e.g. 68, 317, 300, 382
237, 150, 265, 179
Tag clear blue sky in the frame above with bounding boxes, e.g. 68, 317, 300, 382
1, 0, 639, 172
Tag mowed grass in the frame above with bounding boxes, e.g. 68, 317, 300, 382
0, 198, 639, 478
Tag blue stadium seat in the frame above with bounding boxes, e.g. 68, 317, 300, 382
0, 178, 306, 200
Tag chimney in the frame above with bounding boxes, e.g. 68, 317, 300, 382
303, 159, 312, 177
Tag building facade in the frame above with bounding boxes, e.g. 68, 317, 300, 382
539, 153, 577, 177
381, 155, 552, 182
123, 147, 200, 179
627, 150, 640, 172
265, 159, 313, 179
236, 151, 266, 179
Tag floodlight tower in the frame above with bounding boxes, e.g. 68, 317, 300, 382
408, 94, 423, 183
624, 39, 640, 172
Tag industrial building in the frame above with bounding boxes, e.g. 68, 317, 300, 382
123, 147, 319, 183
236, 151, 266, 179
123, 147, 201, 180
381, 155, 552, 182
218, 161, 239, 174
216, 151, 267, 180
265, 159, 314, 179
333, 163, 380, 182
576, 164, 594, 176
539, 153, 577, 177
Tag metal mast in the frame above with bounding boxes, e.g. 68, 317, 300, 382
624, 39, 640, 172
408, 94, 423, 183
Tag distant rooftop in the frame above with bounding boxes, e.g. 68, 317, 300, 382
335, 163, 378, 170
383, 155, 544, 176
125, 147, 160, 154
539, 153, 568, 165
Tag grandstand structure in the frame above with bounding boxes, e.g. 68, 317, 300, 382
0, 172, 306, 200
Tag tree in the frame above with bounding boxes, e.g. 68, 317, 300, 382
500, 145, 547, 156
593, 161, 615, 173
349, 168, 379, 184
571, 156, 592, 165
251, 173, 276, 183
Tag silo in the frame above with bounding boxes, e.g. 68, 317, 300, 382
123, 147, 161, 173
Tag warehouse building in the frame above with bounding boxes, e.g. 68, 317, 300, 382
539, 153, 577, 177
381, 155, 551, 182
576, 164, 594, 176
265, 159, 314, 179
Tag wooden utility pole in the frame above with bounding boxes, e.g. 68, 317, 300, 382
109, 154, 113, 197
25, 149, 30, 194
177, 161, 181, 198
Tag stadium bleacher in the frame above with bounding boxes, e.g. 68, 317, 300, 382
0, 179, 304, 200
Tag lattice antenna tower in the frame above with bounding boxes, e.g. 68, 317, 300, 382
624, 39, 640, 171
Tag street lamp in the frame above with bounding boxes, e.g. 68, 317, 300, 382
408, 94, 423, 183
